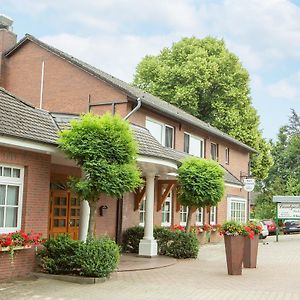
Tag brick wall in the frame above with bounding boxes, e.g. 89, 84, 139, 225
0, 146, 51, 236
0, 247, 36, 282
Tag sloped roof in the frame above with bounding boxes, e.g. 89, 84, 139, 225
0, 88, 58, 144
5, 34, 256, 153
165, 148, 243, 186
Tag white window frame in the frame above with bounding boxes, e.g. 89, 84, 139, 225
139, 197, 146, 227
225, 147, 230, 164
180, 205, 189, 226
209, 206, 217, 225
161, 192, 172, 227
211, 142, 218, 161
0, 164, 24, 234
145, 117, 174, 148
184, 132, 204, 158
195, 208, 204, 226
227, 197, 247, 223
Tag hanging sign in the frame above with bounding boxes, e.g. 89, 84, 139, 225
243, 178, 255, 192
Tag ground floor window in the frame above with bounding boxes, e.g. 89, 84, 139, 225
227, 197, 247, 223
0, 165, 24, 233
180, 206, 189, 226
139, 197, 146, 226
195, 207, 204, 226
161, 192, 172, 227
209, 206, 217, 225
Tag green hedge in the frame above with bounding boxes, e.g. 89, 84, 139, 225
122, 226, 199, 259
39, 235, 120, 278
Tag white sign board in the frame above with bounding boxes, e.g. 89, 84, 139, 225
243, 178, 255, 192
277, 203, 300, 219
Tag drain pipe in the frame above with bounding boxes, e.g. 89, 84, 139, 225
124, 97, 142, 120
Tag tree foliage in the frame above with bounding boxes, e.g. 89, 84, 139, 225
58, 113, 142, 234
133, 36, 272, 179
177, 157, 224, 230
254, 110, 300, 219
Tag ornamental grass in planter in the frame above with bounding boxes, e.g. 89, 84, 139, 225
219, 221, 254, 275
243, 221, 262, 268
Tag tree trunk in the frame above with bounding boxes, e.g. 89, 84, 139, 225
186, 207, 195, 232
88, 201, 97, 236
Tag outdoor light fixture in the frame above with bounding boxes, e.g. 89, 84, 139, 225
99, 205, 108, 216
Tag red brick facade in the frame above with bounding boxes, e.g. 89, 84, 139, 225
0, 29, 251, 280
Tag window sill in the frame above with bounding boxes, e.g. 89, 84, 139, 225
0, 245, 32, 252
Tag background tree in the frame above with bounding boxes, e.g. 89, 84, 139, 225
177, 157, 225, 231
133, 36, 272, 179
254, 109, 300, 219
58, 113, 142, 235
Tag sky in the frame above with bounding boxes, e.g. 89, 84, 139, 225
1, 0, 300, 141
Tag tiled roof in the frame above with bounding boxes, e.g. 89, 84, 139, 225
0, 88, 58, 144
51, 113, 180, 164
5, 34, 256, 153
163, 148, 243, 186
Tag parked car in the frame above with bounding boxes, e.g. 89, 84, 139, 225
259, 221, 269, 239
283, 220, 300, 234
262, 219, 277, 235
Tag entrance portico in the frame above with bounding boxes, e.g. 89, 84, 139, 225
137, 155, 178, 257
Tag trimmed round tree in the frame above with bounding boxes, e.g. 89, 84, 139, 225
178, 157, 225, 231
58, 113, 142, 235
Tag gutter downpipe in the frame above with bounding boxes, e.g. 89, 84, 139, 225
124, 97, 142, 120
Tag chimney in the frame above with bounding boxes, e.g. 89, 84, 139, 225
0, 15, 17, 87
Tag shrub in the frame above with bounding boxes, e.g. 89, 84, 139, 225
122, 226, 144, 253
39, 235, 81, 274
122, 226, 199, 259
76, 236, 120, 277
39, 235, 120, 278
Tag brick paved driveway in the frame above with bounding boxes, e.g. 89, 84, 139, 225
1, 234, 300, 300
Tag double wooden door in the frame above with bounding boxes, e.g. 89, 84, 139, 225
49, 190, 80, 239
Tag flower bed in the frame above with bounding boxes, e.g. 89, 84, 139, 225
0, 230, 44, 282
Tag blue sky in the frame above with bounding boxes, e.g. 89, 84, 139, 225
1, 0, 300, 141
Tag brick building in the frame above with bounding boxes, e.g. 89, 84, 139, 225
0, 16, 255, 261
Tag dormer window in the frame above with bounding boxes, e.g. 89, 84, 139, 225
145, 118, 174, 148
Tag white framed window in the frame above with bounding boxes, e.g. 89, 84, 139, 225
139, 197, 146, 226
209, 206, 217, 225
0, 165, 24, 234
161, 192, 172, 227
211, 143, 218, 161
184, 132, 204, 158
180, 206, 189, 226
227, 197, 247, 223
195, 208, 204, 226
225, 147, 230, 164
146, 118, 174, 148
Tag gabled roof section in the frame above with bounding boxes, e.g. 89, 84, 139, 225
0, 88, 58, 144
5, 34, 256, 153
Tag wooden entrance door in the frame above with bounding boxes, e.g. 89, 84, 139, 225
49, 190, 80, 239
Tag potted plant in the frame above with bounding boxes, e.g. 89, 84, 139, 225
243, 221, 262, 268
219, 221, 253, 275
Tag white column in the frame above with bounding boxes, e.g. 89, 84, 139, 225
139, 173, 158, 256
79, 200, 90, 241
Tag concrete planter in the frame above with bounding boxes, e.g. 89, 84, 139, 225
243, 234, 259, 268
224, 235, 245, 275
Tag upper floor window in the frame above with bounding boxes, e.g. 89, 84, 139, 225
146, 118, 174, 148
225, 147, 230, 164
209, 206, 217, 225
0, 165, 24, 234
184, 133, 204, 158
211, 143, 218, 161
